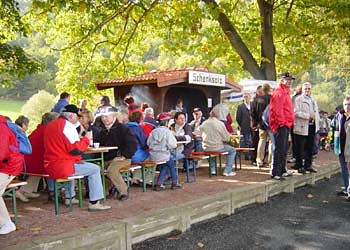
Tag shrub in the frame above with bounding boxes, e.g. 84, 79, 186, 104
21, 90, 56, 133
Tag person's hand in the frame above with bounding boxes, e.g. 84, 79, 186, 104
85, 131, 92, 141
113, 156, 125, 161
309, 114, 315, 121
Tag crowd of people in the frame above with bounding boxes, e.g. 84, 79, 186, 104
0, 73, 344, 235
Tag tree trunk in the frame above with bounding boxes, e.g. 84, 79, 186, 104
258, 0, 276, 80
204, 0, 277, 80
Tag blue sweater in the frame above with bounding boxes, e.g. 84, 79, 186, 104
126, 122, 149, 162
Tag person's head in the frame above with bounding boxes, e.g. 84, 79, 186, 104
124, 96, 134, 105
144, 107, 154, 118
41, 112, 59, 125
174, 112, 186, 126
79, 99, 87, 109
343, 96, 350, 113
60, 92, 70, 102
256, 85, 263, 96
262, 83, 271, 95
97, 106, 118, 128
295, 84, 302, 94
302, 82, 312, 96
176, 98, 183, 108
242, 93, 251, 104
157, 112, 172, 126
323, 112, 328, 118
100, 96, 110, 106
141, 102, 149, 112
128, 111, 143, 124
79, 110, 94, 127
210, 104, 221, 119
280, 72, 295, 88
61, 104, 81, 125
192, 107, 202, 120
15, 115, 29, 132
116, 108, 129, 123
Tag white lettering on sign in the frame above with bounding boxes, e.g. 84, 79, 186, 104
189, 71, 226, 87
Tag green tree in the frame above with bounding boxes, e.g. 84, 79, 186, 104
28, 0, 349, 97
0, 0, 43, 86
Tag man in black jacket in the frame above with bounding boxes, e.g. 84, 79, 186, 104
96, 106, 137, 201
236, 93, 252, 160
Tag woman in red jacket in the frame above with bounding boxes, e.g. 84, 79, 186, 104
0, 115, 24, 234
16, 112, 59, 202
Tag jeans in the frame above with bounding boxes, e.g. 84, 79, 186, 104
267, 129, 275, 171
68, 162, 104, 202
157, 159, 178, 184
338, 154, 349, 192
239, 131, 251, 160
206, 145, 236, 174
272, 126, 289, 177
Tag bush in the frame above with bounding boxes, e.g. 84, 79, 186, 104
21, 90, 56, 133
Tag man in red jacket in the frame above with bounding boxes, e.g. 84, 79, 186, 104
0, 115, 23, 234
44, 105, 111, 211
269, 72, 295, 180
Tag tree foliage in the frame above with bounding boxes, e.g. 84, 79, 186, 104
0, 0, 43, 86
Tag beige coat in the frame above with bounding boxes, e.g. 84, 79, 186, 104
293, 95, 320, 136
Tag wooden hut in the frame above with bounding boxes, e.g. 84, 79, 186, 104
95, 67, 241, 118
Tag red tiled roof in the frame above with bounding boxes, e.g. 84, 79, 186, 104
95, 67, 242, 91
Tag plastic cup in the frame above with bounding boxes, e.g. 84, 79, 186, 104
93, 142, 100, 148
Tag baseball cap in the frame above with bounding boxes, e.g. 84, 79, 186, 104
193, 107, 201, 113
96, 106, 118, 116
281, 72, 295, 80
62, 104, 81, 116
157, 112, 172, 121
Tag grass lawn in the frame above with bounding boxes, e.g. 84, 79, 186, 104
0, 99, 26, 121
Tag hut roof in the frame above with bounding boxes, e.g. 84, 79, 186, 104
95, 67, 242, 91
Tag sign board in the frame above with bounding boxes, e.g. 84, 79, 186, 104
189, 71, 226, 87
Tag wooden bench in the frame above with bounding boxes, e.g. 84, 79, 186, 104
234, 148, 255, 171
120, 165, 141, 187
4, 180, 27, 224
132, 161, 166, 192
54, 175, 84, 215
192, 151, 229, 177
184, 155, 209, 183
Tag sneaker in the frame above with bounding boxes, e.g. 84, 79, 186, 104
171, 183, 182, 190
155, 184, 166, 191
298, 168, 306, 174
108, 186, 117, 199
23, 192, 40, 199
336, 190, 348, 196
282, 170, 293, 177
257, 162, 264, 168
271, 175, 285, 181
16, 191, 29, 202
306, 167, 317, 173
223, 171, 237, 177
88, 201, 111, 211
0, 221, 16, 235
64, 197, 79, 206
287, 158, 296, 163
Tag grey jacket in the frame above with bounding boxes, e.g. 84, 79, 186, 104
147, 126, 177, 162
293, 95, 319, 136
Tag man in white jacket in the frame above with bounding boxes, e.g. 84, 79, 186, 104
293, 82, 319, 174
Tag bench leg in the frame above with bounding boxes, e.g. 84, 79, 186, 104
11, 189, 17, 224
185, 159, 190, 183
141, 166, 146, 192
54, 181, 60, 216
77, 179, 83, 208
193, 160, 197, 182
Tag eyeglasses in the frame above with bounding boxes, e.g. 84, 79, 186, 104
344, 103, 350, 106
304, 88, 311, 90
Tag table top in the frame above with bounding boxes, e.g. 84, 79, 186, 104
85, 146, 119, 154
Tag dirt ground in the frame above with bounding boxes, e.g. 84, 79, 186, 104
0, 150, 338, 248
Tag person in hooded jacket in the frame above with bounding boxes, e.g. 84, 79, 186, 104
147, 112, 182, 191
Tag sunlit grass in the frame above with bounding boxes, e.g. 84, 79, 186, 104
0, 99, 25, 121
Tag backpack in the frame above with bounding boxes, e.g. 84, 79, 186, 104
6, 121, 32, 154
262, 104, 270, 130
